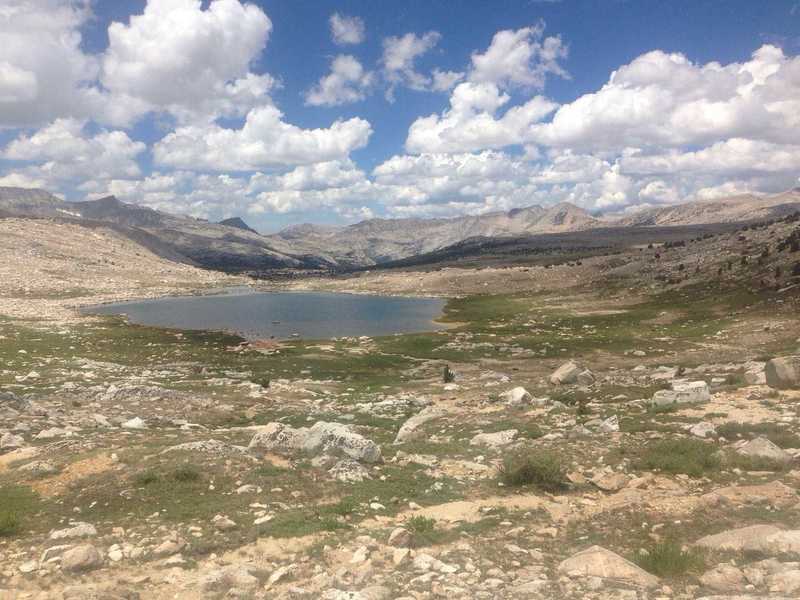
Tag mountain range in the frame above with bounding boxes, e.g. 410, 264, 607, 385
1, 186, 798, 271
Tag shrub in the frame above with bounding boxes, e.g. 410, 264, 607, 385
405, 515, 441, 546
498, 450, 566, 491
635, 438, 721, 477
635, 540, 706, 578
173, 465, 201, 483
133, 470, 160, 486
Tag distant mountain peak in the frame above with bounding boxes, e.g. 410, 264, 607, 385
219, 217, 259, 235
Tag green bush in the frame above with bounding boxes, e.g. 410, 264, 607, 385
635, 438, 721, 477
635, 540, 706, 577
498, 450, 566, 491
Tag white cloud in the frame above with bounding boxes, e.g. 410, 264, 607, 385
102, 0, 273, 124
152, 105, 372, 171
0, 0, 103, 128
532, 45, 800, 151
329, 13, 365, 45
305, 55, 374, 106
431, 69, 465, 92
405, 24, 567, 154
469, 23, 569, 88
381, 31, 442, 100
406, 83, 558, 153
2, 118, 145, 184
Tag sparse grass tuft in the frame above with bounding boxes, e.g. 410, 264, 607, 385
498, 450, 566, 491
635, 540, 706, 578
635, 438, 721, 477
0, 510, 20, 537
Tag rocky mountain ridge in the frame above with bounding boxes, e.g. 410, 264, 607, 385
1, 186, 798, 270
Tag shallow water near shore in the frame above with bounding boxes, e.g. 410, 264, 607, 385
83, 289, 447, 340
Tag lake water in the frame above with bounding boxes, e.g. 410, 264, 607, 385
84, 289, 446, 340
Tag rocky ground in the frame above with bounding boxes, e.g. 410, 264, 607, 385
1, 213, 800, 599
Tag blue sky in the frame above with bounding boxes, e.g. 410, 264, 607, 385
1, 0, 799, 232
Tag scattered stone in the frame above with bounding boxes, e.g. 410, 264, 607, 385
388, 527, 412, 548
500, 386, 532, 407
597, 415, 619, 433
694, 524, 783, 552
736, 437, 793, 464
690, 421, 717, 438
61, 544, 103, 572
765, 356, 800, 389
200, 564, 260, 593
591, 471, 629, 492
470, 429, 518, 448
212, 514, 237, 531
0, 431, 25, 451
550, 361, 582, 385
394, 407, 444, 444
329, 459, 372, 482
558, 545, 659, 588
121, 417, 147, 430
50, 522, 98, 540
700, 564, 747, 592
18, 459, 59, 476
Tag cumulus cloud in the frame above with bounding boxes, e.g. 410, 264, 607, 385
152, 105, 372, 171
405, 24, 567, 154
102, 0, 274, 124
431, 69, 465, 92
469, 23, 569, 88
329, 13, 365, 45
305, 55, 374, 106
381, 31, 442, 100
531, 45, 800, 150
0, 0, 103, 128
2, 118, 145, 184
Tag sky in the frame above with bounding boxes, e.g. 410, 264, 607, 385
1, 0, 799, 232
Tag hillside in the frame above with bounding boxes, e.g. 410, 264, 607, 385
0, 190, 304, 271
266, 202, 600, 266
0, 218, 239, 321
617, 188, 800, 227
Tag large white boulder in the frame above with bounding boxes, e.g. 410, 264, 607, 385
248, 422, 307, 455
303, 422, 382, 463
651, 380, 710, 407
